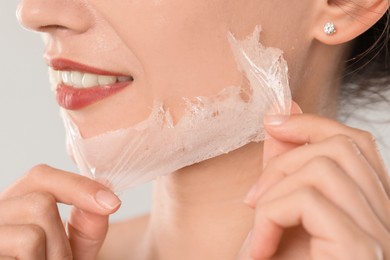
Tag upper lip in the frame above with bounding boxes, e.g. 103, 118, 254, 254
47, 58, 131, 77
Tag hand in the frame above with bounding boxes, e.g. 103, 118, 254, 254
0, 165, 121, 260
239, 105, 390, 259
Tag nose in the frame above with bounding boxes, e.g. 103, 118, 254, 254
17, 0, 93, 34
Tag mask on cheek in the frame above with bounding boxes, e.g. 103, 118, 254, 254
61, 26, 292, 193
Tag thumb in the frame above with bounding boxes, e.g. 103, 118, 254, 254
67, 207, 112, 260
262, 101, 303, 168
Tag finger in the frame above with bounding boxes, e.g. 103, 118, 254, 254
0, 193, 72, 259
0, 165, 120, 259
67, 207, 108, 260
251, 187, 383, 259
264, 114, 390, 196
262, 101, 303, 167
0, 225, 46, 260
256, 157, 390, 244
244, 102, 302, 203
0, 164, 121, 215
248, 135, 390, 229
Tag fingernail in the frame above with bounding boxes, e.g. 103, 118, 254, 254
264, 115, 289, 126
95, 190, 121, 210
244, 184, 258, 205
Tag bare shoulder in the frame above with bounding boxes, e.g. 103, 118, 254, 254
98, 214, 150, 260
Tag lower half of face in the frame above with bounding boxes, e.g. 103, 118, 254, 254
38, 0, 315, 138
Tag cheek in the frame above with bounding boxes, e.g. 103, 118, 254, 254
97, 0, 242, 99
79, 0, 311, 137
68, 0, 244, 138
248, 0, 316, 94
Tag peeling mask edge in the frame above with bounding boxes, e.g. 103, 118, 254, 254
61, 25, 292, 192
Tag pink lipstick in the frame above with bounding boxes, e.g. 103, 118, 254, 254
48, 59, 133, 110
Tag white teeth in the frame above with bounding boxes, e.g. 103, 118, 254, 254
98, 75, 117, 85
48, 68, 133, 90
48, 68, 61, 91
62, 71, 72, 85
71, 71, 84, 88
82, 73, 99, 88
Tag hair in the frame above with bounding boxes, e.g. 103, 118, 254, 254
340, 3, 390, 103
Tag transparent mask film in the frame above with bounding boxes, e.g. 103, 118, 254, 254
60, 26, 292, 193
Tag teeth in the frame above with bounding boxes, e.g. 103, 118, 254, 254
48, 68, 61, 91
98, 75, 117, 85
82, 73, 99, 88
62, 71, 72, 85
71, 71, 83, 88
48, 69, 133, 90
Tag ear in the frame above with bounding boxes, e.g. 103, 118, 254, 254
313, 0, 389, 45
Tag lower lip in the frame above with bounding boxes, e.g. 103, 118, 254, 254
56, 82, 131, 110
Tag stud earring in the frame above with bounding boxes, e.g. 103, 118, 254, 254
324, 22, 337, 35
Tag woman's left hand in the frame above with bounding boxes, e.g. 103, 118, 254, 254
239, 111, 390, 259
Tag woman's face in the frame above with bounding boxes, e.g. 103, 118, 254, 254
18, 0, 314, 138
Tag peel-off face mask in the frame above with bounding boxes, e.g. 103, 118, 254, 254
62, 26, 292, 192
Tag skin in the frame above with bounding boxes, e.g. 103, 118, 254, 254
0, 0, 388, 259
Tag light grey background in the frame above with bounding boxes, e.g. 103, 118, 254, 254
1, 2, 389, 222
0, 1, 152, 221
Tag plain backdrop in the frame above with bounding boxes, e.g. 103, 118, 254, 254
0, 2, 389, 222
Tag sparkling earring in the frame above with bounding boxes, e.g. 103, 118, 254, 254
324, 22, 337, 35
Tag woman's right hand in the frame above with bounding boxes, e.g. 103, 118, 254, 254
0, 164, 121, 260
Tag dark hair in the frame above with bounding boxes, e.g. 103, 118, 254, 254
341, 6, 390, 102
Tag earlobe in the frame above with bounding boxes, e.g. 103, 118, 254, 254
313, 0, 389, 45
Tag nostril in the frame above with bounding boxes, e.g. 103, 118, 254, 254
38, 25, 68, 33
16, 0, 93, 34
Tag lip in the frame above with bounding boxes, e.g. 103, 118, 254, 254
49, 58, 129, 77
48, 58, 133, 110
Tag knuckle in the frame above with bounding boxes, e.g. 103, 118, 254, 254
25, 164, 51, 180
331, 134, 354, 149
358, 130, 376, 143
1, 164, 52, 199
305, 157, 340, 184
330, 135, 362, 156
307, 156, 336, 170
332, 134, 353, 145
25, 191, 57, 216
297, 186, 321, 204
358, 130, 378, 152
19, 224, 46, 250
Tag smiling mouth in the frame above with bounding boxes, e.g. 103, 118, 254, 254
49, 68, 133, 90
48, 59, 134, 110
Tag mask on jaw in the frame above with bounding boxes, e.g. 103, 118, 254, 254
61, 26, 292, 193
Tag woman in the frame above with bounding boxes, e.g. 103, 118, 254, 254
0, 0, 389, 259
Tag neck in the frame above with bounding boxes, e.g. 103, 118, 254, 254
141, 40, 348, 260
146, 142, 263, 260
